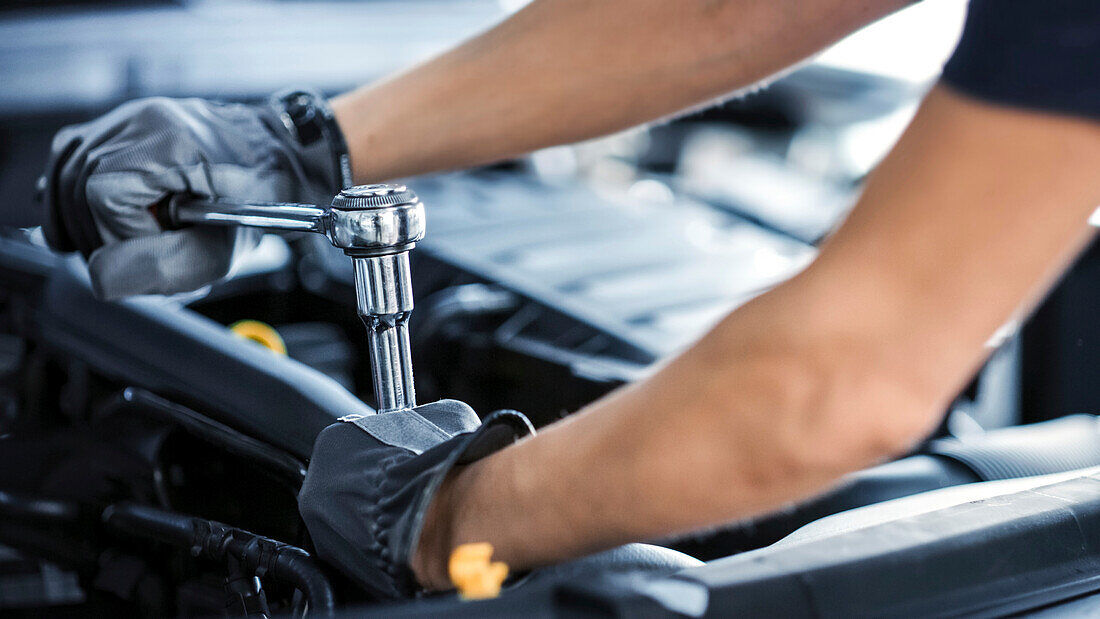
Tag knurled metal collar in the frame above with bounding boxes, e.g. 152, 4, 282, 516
331, 184, 419, 211
326, 184, 426, 257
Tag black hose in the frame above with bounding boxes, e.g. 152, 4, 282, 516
0, 490, 80, 523
102, 502, 335, 617
108, 388, 308, 490
0, 492, 96, 566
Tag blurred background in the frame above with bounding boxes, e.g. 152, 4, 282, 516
1, 0, 1096, 431
2, 0, 966, 228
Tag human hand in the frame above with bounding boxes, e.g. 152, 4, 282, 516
41, 90, 347, 299
298, 400, 534, 600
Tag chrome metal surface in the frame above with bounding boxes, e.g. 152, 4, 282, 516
169, 184, 424, 413
353, 252, 415, 316
169, 197, 327, 233
354, 255, 416, 413
169, 188, 424, 255
328, 198, 425, 256
331, 183, 417, 209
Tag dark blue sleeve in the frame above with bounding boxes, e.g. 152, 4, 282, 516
941, 0, 1100, 121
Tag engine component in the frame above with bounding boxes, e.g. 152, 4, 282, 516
448, 543, 509, 600
102, 502, 335, 617
342, 471, 1100, 618
229, 319, 288, 355
113, 387, 308, 491
928, 414, 1100, 481
8, 244, 371, 460
168, 184, 424, 413
673, 414, 1100, 559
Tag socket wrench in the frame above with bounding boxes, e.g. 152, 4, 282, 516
165, 184, 425, 413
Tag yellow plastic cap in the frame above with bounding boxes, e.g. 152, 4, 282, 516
448, 542, 509, 600
229, 320, 287, 355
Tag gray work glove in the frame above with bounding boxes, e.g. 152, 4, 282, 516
300, 401, 704, 602
41, 90, 349, 299
299, 400, 535, 600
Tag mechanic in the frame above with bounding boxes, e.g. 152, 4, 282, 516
41, 0, 1100, 599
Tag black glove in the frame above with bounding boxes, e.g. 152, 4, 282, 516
298, 400, 535, 600
41, 89, 349, 299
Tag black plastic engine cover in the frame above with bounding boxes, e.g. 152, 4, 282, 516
0, 234, 371, 459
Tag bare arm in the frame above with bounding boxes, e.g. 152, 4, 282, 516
332, 0, 909, 182
412, 86, 1100, 587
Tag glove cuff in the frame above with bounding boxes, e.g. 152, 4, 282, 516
268, 89, 353, 192
398, 410, 535, 578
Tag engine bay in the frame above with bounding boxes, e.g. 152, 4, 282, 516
4, 172, 1100, 616
4, 2, 1100, 616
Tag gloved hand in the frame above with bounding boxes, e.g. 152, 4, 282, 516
298, 400, 535, 600
41, 90, 349, 299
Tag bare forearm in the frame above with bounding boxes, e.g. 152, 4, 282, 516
333, 0, 905, 182
414, 87, 1100, 588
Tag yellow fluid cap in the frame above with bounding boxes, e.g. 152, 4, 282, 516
448, 542, 509, 600
229, 320, 287, 355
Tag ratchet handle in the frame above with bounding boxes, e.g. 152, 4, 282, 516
158, 194, 328, 234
